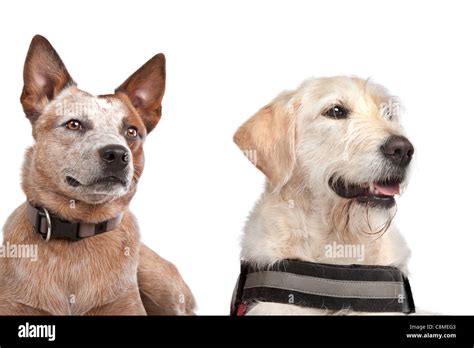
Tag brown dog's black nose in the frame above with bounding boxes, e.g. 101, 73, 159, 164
381, 135, 414, 167
99, 145, 130, 171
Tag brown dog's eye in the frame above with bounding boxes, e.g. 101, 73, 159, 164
126, 126, 138, 139
66, 120, 82, 130
323, 105, 349, 119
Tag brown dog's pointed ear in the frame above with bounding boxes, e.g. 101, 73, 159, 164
234, 92, 298, 192
115, 54, 166, 133
20, 35, 74, 124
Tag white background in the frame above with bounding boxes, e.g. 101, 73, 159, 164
0, 0, 473, 315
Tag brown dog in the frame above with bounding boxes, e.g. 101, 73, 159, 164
0, 35, 195, 315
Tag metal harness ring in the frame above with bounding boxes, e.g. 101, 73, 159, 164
41, 207, 52, 242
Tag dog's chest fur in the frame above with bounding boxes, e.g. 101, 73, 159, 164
1, 204, 140, 315
240, 192, 411, 315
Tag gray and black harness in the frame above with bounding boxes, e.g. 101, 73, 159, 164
231, 260, 415, 315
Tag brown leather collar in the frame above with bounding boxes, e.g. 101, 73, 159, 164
27, 202, 123, 242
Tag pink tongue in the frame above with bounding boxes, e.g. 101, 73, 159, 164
374, 182, 400, 196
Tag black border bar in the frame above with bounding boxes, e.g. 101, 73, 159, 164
0, 315, 472, 346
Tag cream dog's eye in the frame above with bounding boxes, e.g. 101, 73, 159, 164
65, 120, 82, 130
324, 105, 349, 119
126, 126, 138, 138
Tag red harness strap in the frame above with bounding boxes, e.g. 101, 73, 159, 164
236, 303, 248, 316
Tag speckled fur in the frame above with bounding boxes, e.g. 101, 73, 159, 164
0, 35, 195, 315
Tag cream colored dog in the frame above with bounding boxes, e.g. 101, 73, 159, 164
234, 76, 414, 315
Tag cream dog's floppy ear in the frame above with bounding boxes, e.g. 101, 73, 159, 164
234, 91, 297, 191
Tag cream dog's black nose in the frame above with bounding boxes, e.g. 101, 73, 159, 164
381, 135, 414, 167
100, 145, 130, 170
